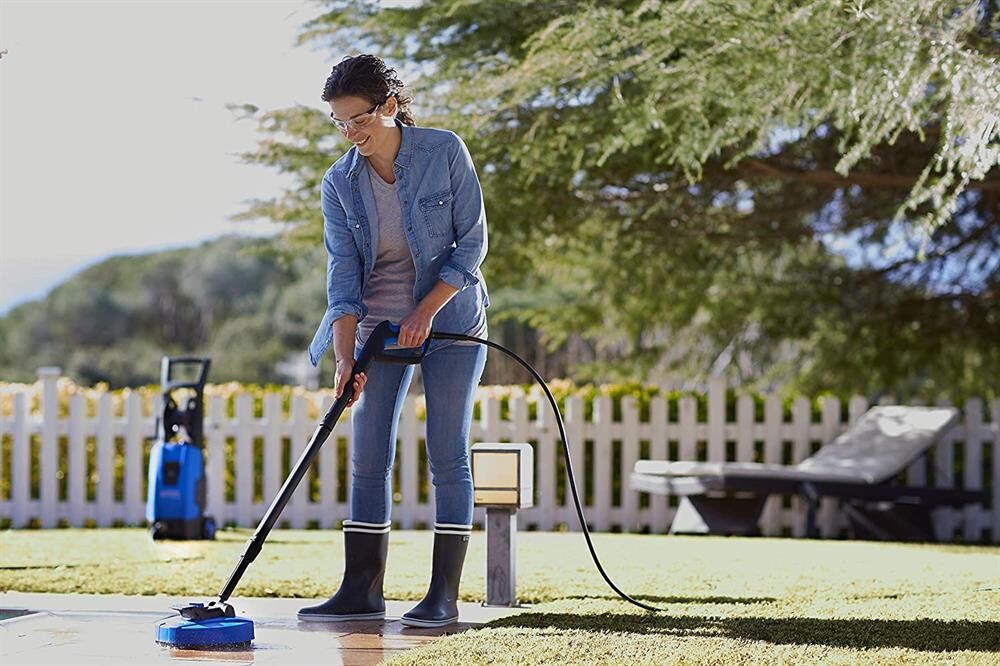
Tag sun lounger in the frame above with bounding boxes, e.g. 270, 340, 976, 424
629, 406, 986, 541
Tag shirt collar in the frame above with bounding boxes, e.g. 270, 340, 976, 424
348, 118, 412, 178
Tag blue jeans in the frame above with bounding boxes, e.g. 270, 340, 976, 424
348, 341, 487, 530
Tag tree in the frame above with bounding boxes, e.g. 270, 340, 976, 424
232, 0, 999, 399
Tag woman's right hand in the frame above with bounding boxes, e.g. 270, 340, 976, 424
335, 359, 367, 407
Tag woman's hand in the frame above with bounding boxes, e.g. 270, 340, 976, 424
397, 306, 435, 348
334, 359, 367, 407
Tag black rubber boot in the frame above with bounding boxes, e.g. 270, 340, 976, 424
400, 531, 470, 628
297, 527, 389, 621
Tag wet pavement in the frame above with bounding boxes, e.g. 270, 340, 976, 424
0, 593, 527, 665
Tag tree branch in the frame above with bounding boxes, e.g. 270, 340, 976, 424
739, 158, 1000, 191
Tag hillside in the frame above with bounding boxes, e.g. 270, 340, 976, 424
0, 236, 326, 387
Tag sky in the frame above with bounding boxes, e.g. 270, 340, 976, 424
0, 0, 340, 313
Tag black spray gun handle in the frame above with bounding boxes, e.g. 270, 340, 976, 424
370, 320, 433, 365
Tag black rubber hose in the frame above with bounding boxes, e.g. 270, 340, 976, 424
432, 332, 666, 614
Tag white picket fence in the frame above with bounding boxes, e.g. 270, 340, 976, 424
1, 368, 997, 541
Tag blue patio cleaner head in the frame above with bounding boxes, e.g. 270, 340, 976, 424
156, 601, 254, 649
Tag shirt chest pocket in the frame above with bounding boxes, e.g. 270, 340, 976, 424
418, 188, 453, 238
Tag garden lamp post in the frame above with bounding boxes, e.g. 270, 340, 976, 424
471, 442, 533, 607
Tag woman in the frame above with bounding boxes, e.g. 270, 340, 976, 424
299, 54, 490, 629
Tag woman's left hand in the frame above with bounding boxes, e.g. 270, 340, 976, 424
397, 306, 435, 348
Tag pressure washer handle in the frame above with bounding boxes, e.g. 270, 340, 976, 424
160, 356, 212, 392
372, 321, 432, 365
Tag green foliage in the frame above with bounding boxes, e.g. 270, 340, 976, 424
261, 0, 998, 400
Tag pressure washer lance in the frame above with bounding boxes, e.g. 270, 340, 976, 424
158, 320, 663, 650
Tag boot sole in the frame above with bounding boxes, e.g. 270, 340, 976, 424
297, 611, 385, 622
399, 614, 459, 628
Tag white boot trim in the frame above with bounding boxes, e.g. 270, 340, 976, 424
343, 519, 391, 534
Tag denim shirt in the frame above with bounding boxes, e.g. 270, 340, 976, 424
307, 119, 490, 367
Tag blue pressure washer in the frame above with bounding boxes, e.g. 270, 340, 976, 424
146, 356, 216, 541
156, 320, 665, 649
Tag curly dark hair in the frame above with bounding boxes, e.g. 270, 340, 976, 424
321, 54, 415, 126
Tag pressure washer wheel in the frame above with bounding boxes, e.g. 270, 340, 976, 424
202, 517, 216, 540
150, 522, 167, 541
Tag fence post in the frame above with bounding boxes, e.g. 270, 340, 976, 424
790, 397, 811, 537
12, 393, 30, 528
68, 393, 86, 526
708, 377, 726, 463
205, 395, 226, 526
318, 392, 339, 529
761, 395, 783, 535
289, 395, 309, 528
235, 393, 254, 526
678, 395, 697, 463
735, 394, 754, 464
621, 395, 640, 532
95, 393, 114, 527
263, 393, 283, 523
124, 391, 145, 525
592, 395, 612, 531
564, 395, 584, 531
963, 398, 984, 541
649, 397, 669, 533
39, 367, 60, 528
512, 393, 544, 528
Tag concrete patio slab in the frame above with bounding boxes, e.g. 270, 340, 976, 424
0, 592, 529, 666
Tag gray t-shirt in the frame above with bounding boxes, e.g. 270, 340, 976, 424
357, 162, 417, 347
357, 161, 486, 349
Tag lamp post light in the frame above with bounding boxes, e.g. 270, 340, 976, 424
471, 442, 533, 607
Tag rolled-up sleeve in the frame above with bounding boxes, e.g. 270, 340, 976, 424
307, 175, 367, 366
438, 133, 488, 291
322, 177, 366, 320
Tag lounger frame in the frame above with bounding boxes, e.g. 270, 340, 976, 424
630, 472, 987, 540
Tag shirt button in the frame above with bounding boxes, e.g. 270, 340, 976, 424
438, 200, 444, 205
355, 223, 360, 228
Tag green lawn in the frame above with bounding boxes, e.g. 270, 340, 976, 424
1, 529, 997, 664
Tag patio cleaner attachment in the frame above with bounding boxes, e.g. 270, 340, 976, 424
156, 320, 664, 650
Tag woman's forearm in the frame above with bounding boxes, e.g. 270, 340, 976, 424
332, 315, 358, 363
418, 280, 460, 316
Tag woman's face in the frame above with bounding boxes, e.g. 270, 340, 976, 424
329, 95, 397, 157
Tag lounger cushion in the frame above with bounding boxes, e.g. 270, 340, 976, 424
632, 460, 861, 483
796, 406, 958, 483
